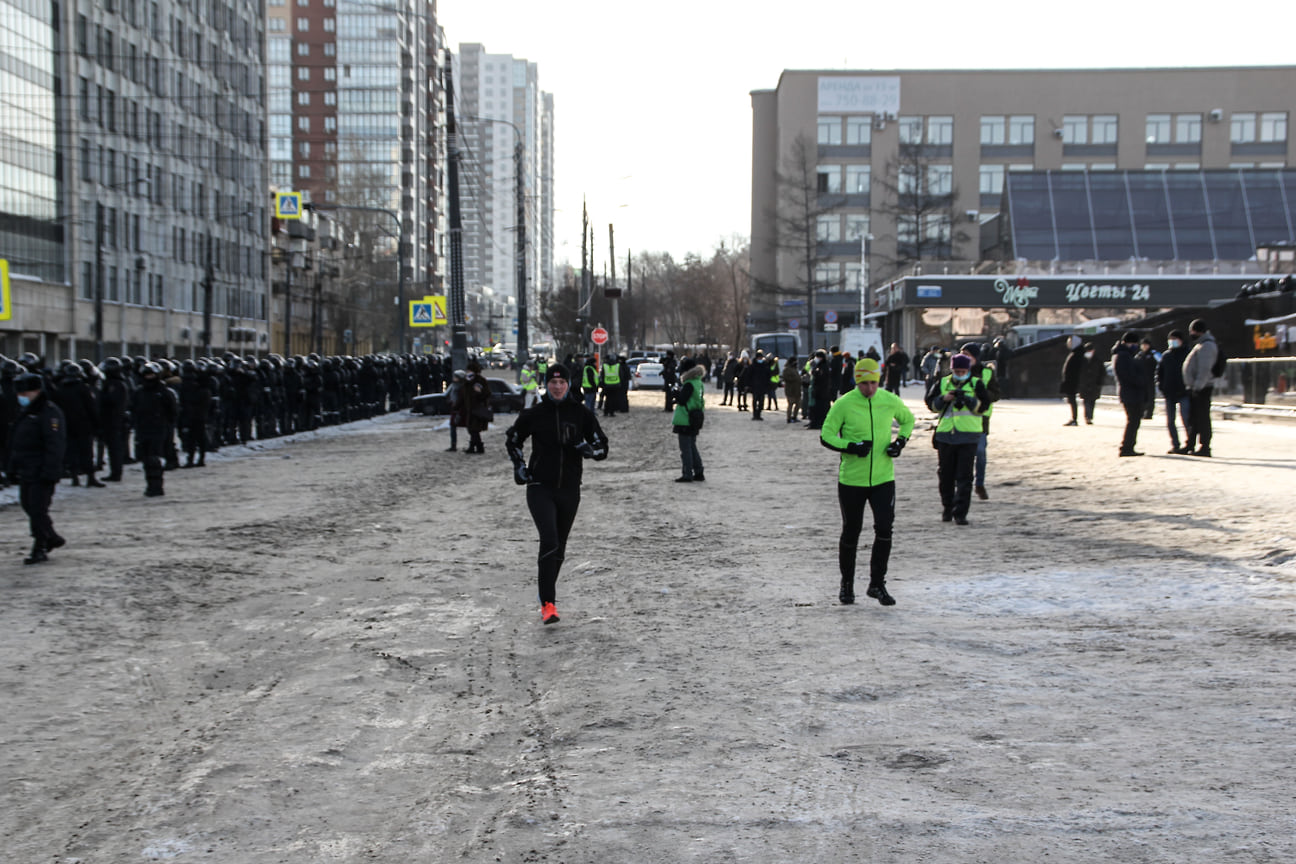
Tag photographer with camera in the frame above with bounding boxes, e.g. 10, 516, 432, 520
927, 353, 989, 526
820, 358, 915, 607
505, 364, 609, 625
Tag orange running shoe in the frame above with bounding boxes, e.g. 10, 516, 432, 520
541, 602, 560, 625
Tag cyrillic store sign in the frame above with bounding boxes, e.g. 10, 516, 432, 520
891, 275, 1248, 309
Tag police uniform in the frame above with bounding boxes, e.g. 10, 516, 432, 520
9, 375, 67, 564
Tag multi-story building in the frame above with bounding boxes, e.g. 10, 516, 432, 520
455, 42, 553, 350
0, 0, 269, 361
268, 0, 444, 354
750, 66, 1296, 350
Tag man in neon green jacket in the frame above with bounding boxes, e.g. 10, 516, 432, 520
820, 358, 915, 606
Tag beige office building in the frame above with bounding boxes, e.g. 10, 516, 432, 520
750, 66, 1296, 349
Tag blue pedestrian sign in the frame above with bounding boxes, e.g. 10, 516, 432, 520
274, 191, 302, 220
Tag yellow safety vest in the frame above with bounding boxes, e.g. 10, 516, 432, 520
520, 368, 537, 392
602, 364, 621, 386
936, 375, 985, 434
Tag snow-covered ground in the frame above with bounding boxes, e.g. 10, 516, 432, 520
1, 388, 1292, 862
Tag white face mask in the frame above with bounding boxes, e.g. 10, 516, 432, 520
952, 371, 971, 382
1168, 339, 1181, 349
1085, 351, 1095, 359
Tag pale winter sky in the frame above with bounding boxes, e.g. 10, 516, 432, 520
437, 0, 1283, 269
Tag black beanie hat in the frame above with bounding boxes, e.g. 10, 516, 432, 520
545, 363, 569, 382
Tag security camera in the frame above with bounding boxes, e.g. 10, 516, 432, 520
965, 209, 979, 222
1052, 128, 1064, 139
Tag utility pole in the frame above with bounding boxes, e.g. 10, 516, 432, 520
94, 202, 105, 362
515, 139, 528, 361
202, 235, 213, 356
444, 48, 469, 373
608, 223, 620, 352
283, 251, 293, 356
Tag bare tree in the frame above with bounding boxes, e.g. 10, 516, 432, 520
871, 138, 970, 282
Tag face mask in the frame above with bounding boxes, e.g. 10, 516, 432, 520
1168, 339, 1181, 349
952, 372, 970, 383
1085, 351, 1095, 359
17, 394, 31, 406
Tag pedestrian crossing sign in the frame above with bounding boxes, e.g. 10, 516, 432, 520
410, 295, 447, 327
0, 259, 9, 321
274, 191, 302, 219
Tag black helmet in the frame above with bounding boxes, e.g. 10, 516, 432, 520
14, 372, 43, 391
18, 352, 41, 371
141, 361, 162, 377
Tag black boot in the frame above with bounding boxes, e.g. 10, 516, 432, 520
87, 476, 106, 488
865, 581, 896, 606
23, 540, 47, 565
839, 577, 855, 605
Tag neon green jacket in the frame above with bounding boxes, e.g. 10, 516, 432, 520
820, 387, 915, 486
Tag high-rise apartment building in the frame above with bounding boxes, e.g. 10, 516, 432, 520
268, 0, 445, 353
455, 43, 553, 349
750, 67, 1296, 347
0, 0, 268, 360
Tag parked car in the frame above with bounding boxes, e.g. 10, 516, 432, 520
632, 361, 666, 390
411, 377, 526, 416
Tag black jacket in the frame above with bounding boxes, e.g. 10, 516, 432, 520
1156, 345, 1189, 399
505, 394, 608, 491
1112, 342, 1147, 406
9, 392, 66, 483
130, 379, 178, 442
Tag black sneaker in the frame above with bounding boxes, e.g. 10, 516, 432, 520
674, 476, 693, 483
866, 585, 896, 606
692, 472, 705, 482
46, 534, 66, 550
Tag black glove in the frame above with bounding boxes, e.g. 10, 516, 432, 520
512, 460, 531, 485
885, 436, 907, 458
845, 440, 872, 457
574, 441, 594, 459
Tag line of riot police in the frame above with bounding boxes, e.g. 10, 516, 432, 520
0, 351, 450, 494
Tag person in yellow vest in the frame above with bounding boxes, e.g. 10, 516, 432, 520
519, 360, 539, 409
961, 342, 1001, 499
926, 352, 990, 526
766, 356, 780, 413
820, 358, 915, 606
599, 354, 622, 417
581, 356, 598, 412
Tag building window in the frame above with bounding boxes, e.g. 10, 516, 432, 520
1008, 115, 1035, 145
297, 116, 310, 131
297, 91, 310, 105
845, 213, 870, 241
845, 116, 870, 146
322, 17, 334, 31
980, 116, 1005, 146
1175, 113, 1202, 143
816, 215, 841, 243
816, 165, 841, 194
1146, 113, 1171, 144
1230, 112, 1256, 143
1061, 115, 1087, 145
323, 67, 336, 80
323, 117, 336, 132
297, 67, 310, 81
845, 164, 869, 194
296, 42, 309, 56
897, 116, 922, 144
814, 263, 838, 287
1091, 115, 1118, 145
299, 164, 311, 178
817, 116, 841, 145
1260, 112, 1288, 142
323, 42, 335, 55
898, 165, 918, 195
979, 164, 1005, 195
927, 164, 952, 196
299, 141, 311, 157
269, 17, 285, 31
927, 116, 953, 146
323, 92, 336, 106
296, 18, 308, 30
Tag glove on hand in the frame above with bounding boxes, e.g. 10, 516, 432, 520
885, 436, 907, 458
845, 440, 872, 458
574, 441, 595, 459
513, 461, 532, 485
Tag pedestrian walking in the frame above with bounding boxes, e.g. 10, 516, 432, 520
1059, 337, 1085, 425
820, 358, 915, 606
1136, 338, 1160, 420
1182, 319, 1218, 457
505, 364, 609, 625
960, 342, 1001, 499
1078, 342, 1105, 424
884, 343, 909, 395
927, 353, 989, 526
455, 360, 492, 454
9, 373, 67, 564
671, 358, 706, 482
781, 357, 802, 424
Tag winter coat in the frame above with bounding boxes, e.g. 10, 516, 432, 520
53, 377, 97, 438
1112, 342, 1147, 406
9, 392, 66, 483
1078, 355, 1106, 401
1060, 346, 1086, 395
130, 379, 178, 444
1156, 344, 1189, 399
455, 373, 493, 432
671, 366, 706, 434
884, 350, 909, 387
781, 361, 803, 400
1182, 331, 1219, 392
505, 393, 608, 491
819, 387, 916, 487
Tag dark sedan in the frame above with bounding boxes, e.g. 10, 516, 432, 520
411, 377, 527, 416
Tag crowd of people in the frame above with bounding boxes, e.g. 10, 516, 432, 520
4, 350, 449, 564
1059, 318, 1220, 457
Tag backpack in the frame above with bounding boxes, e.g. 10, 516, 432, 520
1210, 346, 1227, 378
